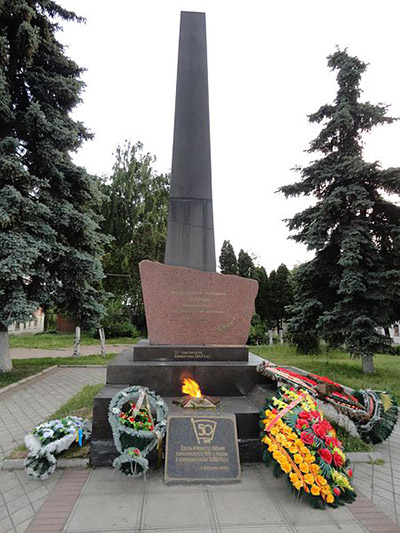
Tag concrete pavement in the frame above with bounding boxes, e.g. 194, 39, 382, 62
0, 366, 399, 532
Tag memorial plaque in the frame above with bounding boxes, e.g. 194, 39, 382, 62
140, 260, 258, 345
133, 340, 248, 362
165, 413, 240, 483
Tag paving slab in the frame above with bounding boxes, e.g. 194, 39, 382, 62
0, 364, 399, 532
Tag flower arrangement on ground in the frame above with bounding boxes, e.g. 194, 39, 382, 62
261, 386, 356, 508
24, 416, 90, 480
257, 361, 398, 444
108, 385, 168, 477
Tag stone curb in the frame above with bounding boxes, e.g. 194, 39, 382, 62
1, 458, 88, 470
1, 451, 381, 471
58, 364, 107, 368
0, 365, 58, 396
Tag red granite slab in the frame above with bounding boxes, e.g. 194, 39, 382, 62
139, 261, 258, 345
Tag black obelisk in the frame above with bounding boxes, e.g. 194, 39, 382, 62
164, 11, 216, 272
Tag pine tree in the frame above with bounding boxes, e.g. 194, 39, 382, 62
280, 49, 400, 373
219, 240, 238, 274
0, 1, 107, 371
101, 141, 169, 331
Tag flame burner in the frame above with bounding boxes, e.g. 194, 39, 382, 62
174, 378, 220, 409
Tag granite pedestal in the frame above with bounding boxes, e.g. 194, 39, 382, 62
90, 348, 276, 466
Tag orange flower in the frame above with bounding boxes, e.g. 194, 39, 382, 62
311, 485, 321, 496
299, 462, 310, 474
281, 461, 292, 474
310, 463, 320, 474
316, 475, 328, 486
289, 444, 298, 454
294, 454, 303, 464
326, 494, 335, 504
304, 473, 315, 485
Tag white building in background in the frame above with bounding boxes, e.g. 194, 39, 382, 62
8, 309, 45, 335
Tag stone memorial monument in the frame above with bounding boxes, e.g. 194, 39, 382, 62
90, 11, 274, 467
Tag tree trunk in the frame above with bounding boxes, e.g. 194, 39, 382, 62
268, 330, 273, 345
279, 329, 284, 345
73, 326, 81, 357
361, 354, 375, 374
0, 322, 13, 372
99, 327, 106, 357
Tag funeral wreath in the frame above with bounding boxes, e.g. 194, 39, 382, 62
108, 385, 168, 477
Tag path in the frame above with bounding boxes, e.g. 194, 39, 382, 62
0, 367, 399, 532
10, 345, 133, 359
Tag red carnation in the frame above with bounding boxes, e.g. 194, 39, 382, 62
313, 423, 327, 440
318, 448, 332, 464
348, 468, 353, 477
310, 410, 320, 419
333, 487, 341, 496
333, 452, 344, 467
325, 436, 339, 448
320, 419, 332, 432
299, 411, 312, 420
295, 419, 309, 430
272, 408, 278, 414
300, 431, 314, 445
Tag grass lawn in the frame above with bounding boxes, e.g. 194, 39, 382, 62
0, 354, 117, 389
9, 332, 139, 349
251, 344, 400, 399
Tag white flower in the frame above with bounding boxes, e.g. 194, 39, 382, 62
112, 408, 120, 415
42, 429, 54, 439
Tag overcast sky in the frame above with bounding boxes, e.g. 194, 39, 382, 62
59, 0, 400, 272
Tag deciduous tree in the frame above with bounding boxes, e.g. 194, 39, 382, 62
100, 141, 169, 331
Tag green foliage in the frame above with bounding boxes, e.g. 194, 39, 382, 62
252, 344, 400, 399
50, 384, 104, 420
280, 49, 400, 373
219, 240, 238, 274
254, 266, 270, 324
9, 332, 136, 349
100, 141, 169, 331
0, 1, 107, 337
94, 298, 139, 338
237, 249, 256, 278
0, 354, 117, 389
328, 419, 372, 453
269, 264, 294, 331
247, 314, 267, 345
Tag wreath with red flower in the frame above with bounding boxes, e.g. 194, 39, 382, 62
261, 386, 356, 509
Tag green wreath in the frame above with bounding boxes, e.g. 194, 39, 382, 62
108, 385, 168, 477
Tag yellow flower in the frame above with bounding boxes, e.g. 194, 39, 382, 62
268, 444, 277, 453
294, 454, 303, 464
299, 462, 310, 474
326, 494, 335, 504
262, 436, 271, 445
310, 463, 320, 474
289, 444, 298, 454
311, 485, 321, 496
289, 473, 303, 491
316, 475, 328, 486
304, 473, 315, 485
281, 461, 292, 474
270, 426, 279, 436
